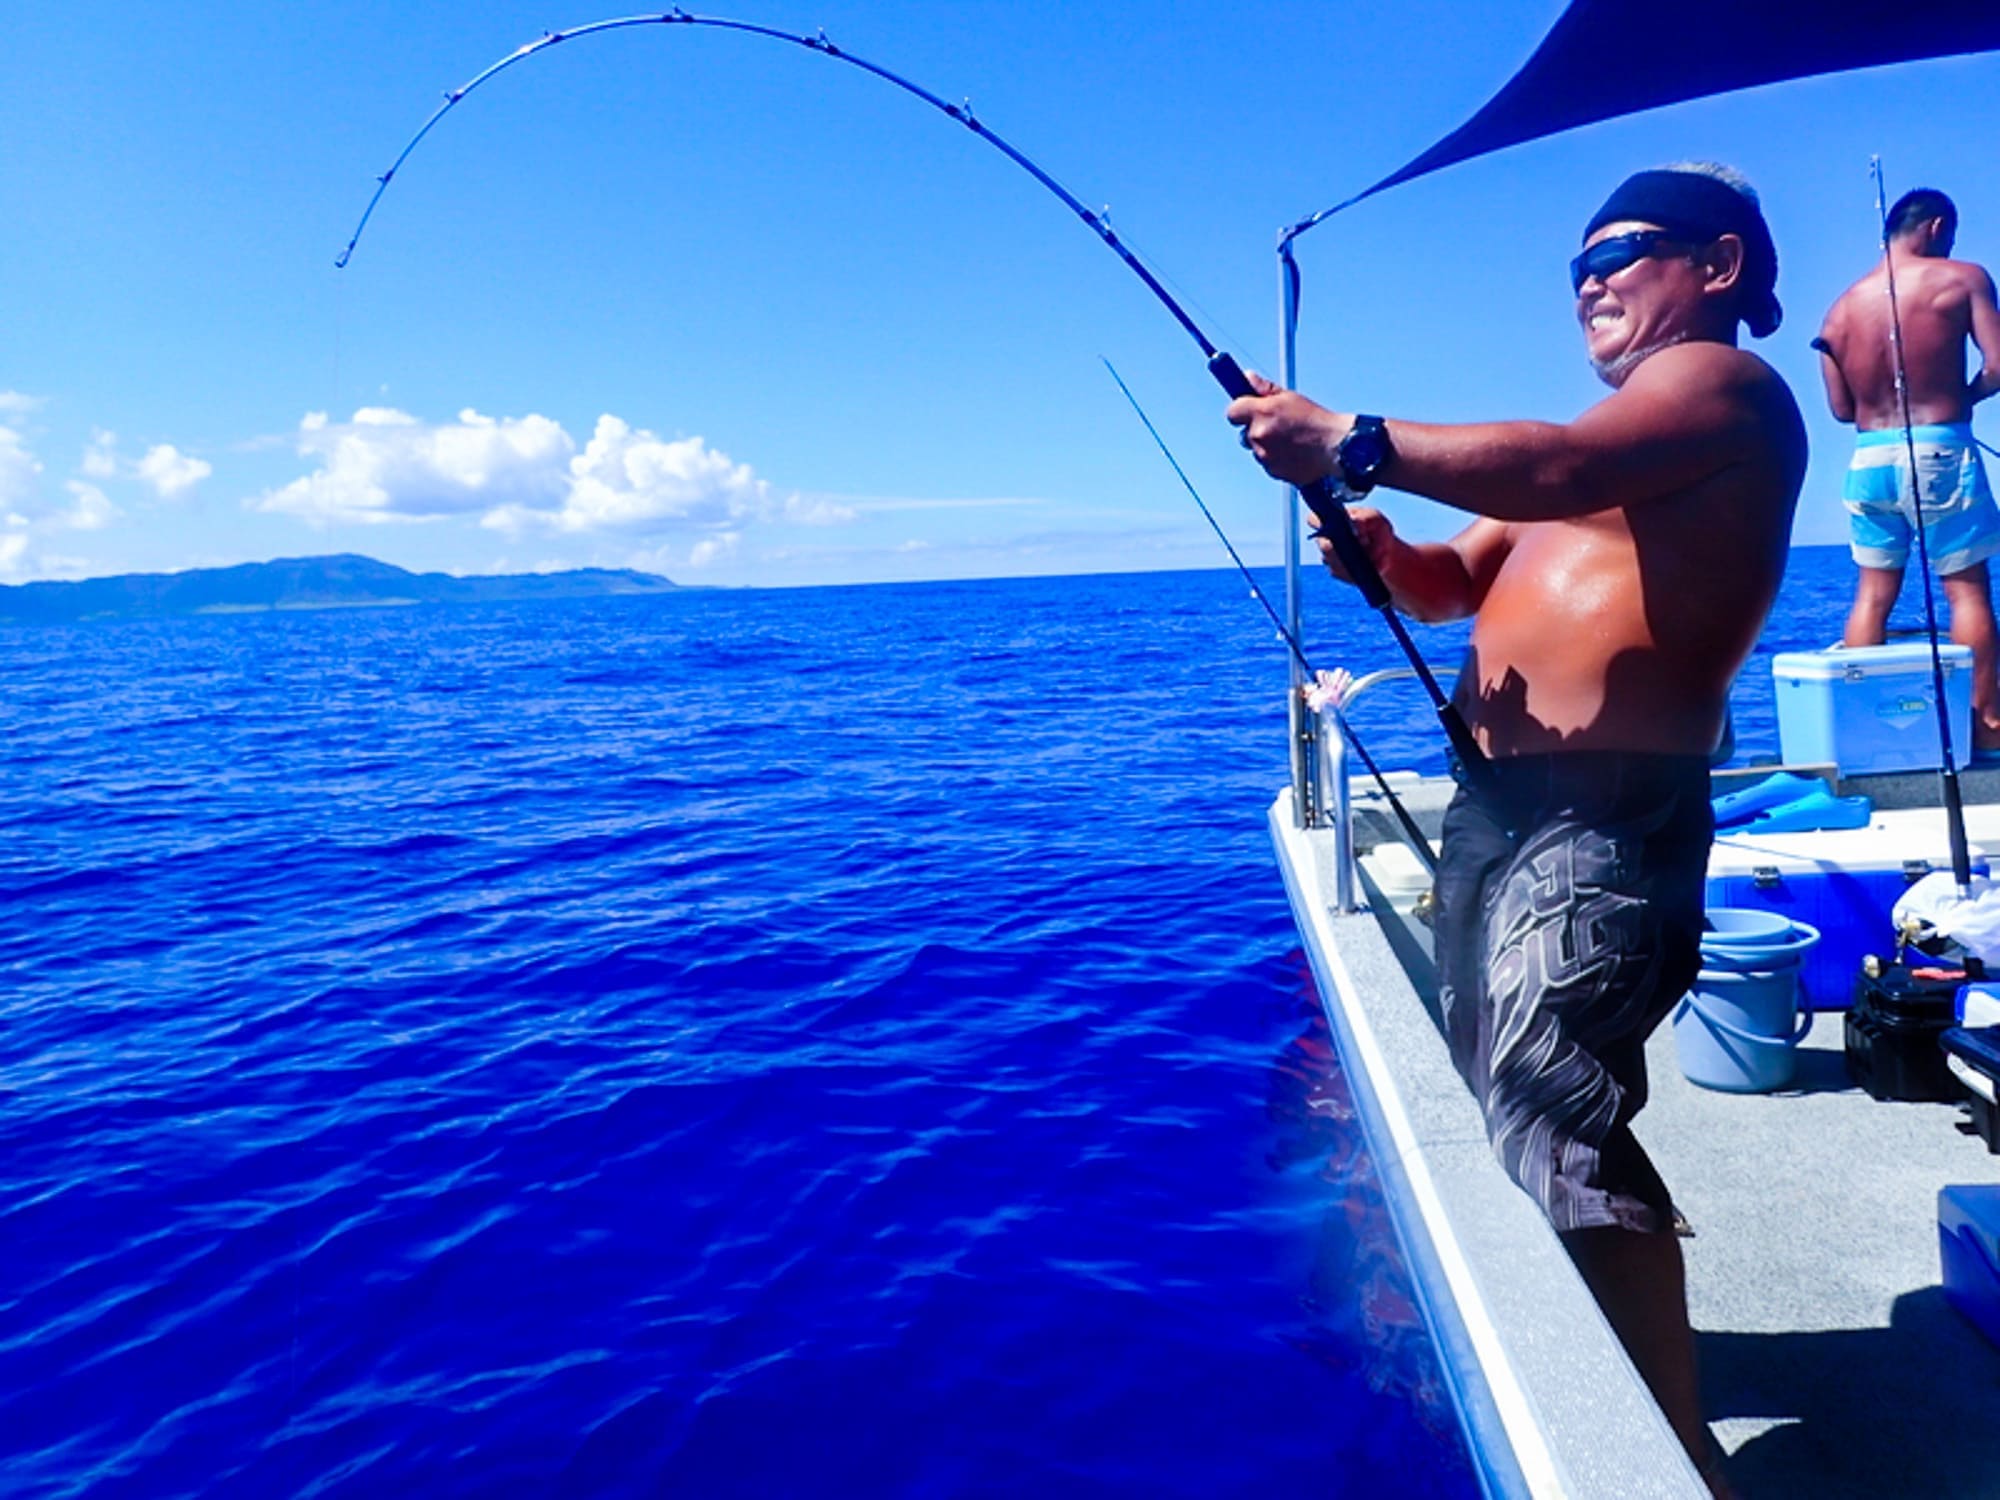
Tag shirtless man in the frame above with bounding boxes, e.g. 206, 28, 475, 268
1817, 188, 2000, 746
1229, 163, 1806, 1496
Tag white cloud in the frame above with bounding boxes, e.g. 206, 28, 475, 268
255, 406, 853, 549
82, 430, 119, 479
0, 450, 108, 581
136, 443, 212, 498
845, 495, 1047, 514
0, 422, 43, 510
0, 542, 91, 582
553, 415, 768, 533
252, 407, 574, 526
60, 481, 117, 531
687, 532, 742, 569
483, 417, 859, 539
778, 491, 857, 527
76, 429, 212, 499
0, 406, 69, 580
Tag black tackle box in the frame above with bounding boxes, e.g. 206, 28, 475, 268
1846, 963, 1964, 1103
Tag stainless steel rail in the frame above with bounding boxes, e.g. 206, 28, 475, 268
1316, 666, 1457, 912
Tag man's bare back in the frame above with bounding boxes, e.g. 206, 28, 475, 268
1817, 189, 2000, 743
1820, 252, 2000, 427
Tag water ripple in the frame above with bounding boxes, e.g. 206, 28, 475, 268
0, 568, 1539, 1497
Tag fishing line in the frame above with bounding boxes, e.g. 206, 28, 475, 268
331, 266, 344, 422
1111, 222, 1271, 378
1103, 362, 1306, 671
1873, 155, 1973, 894
334, 9, 1489, 787
1103, 359, 1440, 874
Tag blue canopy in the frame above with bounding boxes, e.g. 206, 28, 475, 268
1289, 0, 2000, 239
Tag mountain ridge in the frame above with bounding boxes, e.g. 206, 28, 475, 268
0, 554, 682, 623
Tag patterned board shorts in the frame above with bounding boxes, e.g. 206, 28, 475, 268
1433, 753, 1712, 1235
1845, 423, 2000, 577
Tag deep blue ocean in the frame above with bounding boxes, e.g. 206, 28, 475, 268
1, 547, 1874, 1497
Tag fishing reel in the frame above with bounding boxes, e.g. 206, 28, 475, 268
1880, 913, 1986, 978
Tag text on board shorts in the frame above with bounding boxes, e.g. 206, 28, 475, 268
1432, 752, 1713, 1235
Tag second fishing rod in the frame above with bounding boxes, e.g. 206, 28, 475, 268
1104, 360, 1445, 876
1872, 156, 1974, 896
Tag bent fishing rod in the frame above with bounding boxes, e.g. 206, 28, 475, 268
1873, 156, 1973, 895
335, 10, 1490, 790
1103, 359, 1441, 872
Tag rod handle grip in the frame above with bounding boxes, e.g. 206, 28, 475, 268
1944, 770, 1975, 891
1210, 347, 1493, 788
1306, 498, 1393, 611
1207, 351, 1254, 399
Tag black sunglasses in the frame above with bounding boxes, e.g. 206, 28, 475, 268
1569, 230, 1684, 294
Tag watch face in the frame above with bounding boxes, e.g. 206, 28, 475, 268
1342, 421, 1390, 482
1346, 430, 1388, 471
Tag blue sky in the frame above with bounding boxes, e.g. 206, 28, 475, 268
6, 2, 2000, 589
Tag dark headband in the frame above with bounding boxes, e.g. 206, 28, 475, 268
1585, 169, 1781, 338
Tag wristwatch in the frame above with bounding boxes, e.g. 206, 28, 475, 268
1336, 415, 1393, 495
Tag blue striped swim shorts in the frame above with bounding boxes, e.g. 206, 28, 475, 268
1844, 423, 2000, 576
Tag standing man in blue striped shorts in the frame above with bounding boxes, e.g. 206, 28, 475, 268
1818, 188, 2000, 749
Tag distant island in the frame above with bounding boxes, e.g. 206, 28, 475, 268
0, 554, 681, 624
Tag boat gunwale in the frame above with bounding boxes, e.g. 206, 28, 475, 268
1270, 788, 1708, 1499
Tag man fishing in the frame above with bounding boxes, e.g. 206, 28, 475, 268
1229, 162, 1806, 1496
1817, 187, 2000, 750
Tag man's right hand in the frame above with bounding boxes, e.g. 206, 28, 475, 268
1228, 372, 1348, 488
1312, 505, 1398, 587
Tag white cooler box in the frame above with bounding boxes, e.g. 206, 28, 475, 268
1772, 643, 1973, 775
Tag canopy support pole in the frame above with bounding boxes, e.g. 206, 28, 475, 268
1278, 241, 1318, 831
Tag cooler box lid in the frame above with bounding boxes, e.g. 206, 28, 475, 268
1709, 807, 1989, 878
1772, 643, 1972, 681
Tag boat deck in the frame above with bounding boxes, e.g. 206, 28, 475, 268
1648, 1015, 2000, 1499
1283, 770, 2000, 1499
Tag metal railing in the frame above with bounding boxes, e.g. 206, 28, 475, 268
1315, 666, 1456, 912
